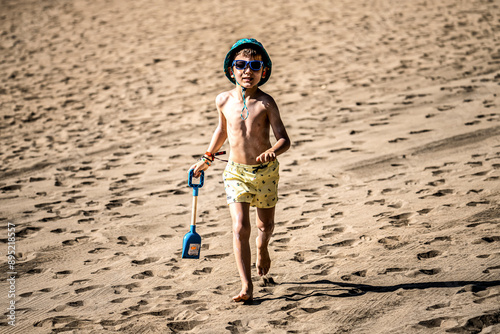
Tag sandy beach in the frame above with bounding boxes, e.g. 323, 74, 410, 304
1, 0, 500, 332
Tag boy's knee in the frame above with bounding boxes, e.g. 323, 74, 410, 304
257, 220, 274, 234
233, 220, 251, 239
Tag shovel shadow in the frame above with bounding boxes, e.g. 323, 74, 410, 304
254, 279, 500, 304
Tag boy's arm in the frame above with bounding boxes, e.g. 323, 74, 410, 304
256, 97, 291, 163
206, 109, 228, 155
207, 94, 228, 154
189, 94, 228, 177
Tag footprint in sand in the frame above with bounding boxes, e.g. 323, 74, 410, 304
176, 290, 196, 300
388, 212, 414, 227
270, 237, 290, 245
426, 301, 451, 310
424, 236, 452, 245
466, 161, 483, 167
130, 198, 146, 205
341, 269, 367, 281
406, 268, 441, 277
417, 250, 441, 260
388, 137, 408, 143
1, 184, 23, 192
16, 226, 42, 239
168, 320, 203, 332
111, 297, 128, 304
419, 188, 454, 199
193, 267, 213, 275
19, 287, 53, 298
483, 265, 500, 274
446, 311, 500, 333
53, 270, 72, 279
117, 236, 128, 244
121, 299, 150, 315
375, 212, 414, 227
105, 199, 124, 209
74, 285, 103, 294
427, 179, 445, 186
70, 279, 91, 286
478, 236, 500, 244
33, 316, 90, 329
91, 267, 111, 275
291, 251, 306, 263
51, 300, 85, 312
473, 287, 500, 304
353, 270, 367, 277
410, 129, 432, 135
466, 189, 484, 195
317, 239, 358, 254
131, 257, 159, 265
287, 224, 309, 231
365, 199, 386, 206
298, 306, 330, 314
62, 236, 90, 246
111, 282, 142, 294
417, 317, 457, 330
378, 236, 408, 250
379, 267, 408, 275
320, 225, 345, 239
131, 271, 154, 279
26, 268, 44, 275
204, 253, 230, 260
88, 247, 109, 254
467, 200, 490, 207
268, 319, 288, 329
388, 201, 403, 209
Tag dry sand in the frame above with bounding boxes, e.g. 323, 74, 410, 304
1, 0, 500, 333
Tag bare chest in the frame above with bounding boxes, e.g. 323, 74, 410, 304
223, 99, 268, 133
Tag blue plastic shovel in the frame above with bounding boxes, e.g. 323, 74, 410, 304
182, 169, 204, 259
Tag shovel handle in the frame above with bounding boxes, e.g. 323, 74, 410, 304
188, 169, 204, 196
191, 195, 198, 226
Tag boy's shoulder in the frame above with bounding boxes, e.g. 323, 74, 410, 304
215, 89, 277, 110
255, 89, 278, 111
215, 89, 234, 108
256, 89, 275, 103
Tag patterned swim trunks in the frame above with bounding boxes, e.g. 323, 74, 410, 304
223, 159, 280, 208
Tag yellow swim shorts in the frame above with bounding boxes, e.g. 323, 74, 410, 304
223, 159, 280, 208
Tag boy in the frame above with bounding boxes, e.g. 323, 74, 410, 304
189, 38, 290, 302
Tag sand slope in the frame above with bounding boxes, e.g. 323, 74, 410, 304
1, 0, 500, 333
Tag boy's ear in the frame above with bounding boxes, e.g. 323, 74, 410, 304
262, 67, 267, 78
230, 68, 234, 77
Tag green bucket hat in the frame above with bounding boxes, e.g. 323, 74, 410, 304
224, 38, 272, 86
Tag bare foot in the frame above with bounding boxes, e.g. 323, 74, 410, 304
232, 282, 252, 302
256, 244, 271, 276
232, 292, 253, 302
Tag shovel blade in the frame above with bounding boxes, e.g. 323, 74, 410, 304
182, 230, 201, 259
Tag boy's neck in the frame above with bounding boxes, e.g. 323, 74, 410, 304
236, 85, 259, 99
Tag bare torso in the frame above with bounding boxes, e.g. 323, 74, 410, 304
218, 88, 273, 165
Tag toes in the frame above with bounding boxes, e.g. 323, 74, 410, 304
257, 258, 271, 276
232, 293, 252, 302
258, 267, 268, 276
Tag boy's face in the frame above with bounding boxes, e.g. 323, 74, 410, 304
231, 54, 265, 89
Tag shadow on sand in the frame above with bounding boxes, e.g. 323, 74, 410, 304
254, 279, 500, 303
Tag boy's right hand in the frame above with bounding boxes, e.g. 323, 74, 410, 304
189, 160, 209, 178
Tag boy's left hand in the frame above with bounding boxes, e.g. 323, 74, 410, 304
256, 149, 276, 163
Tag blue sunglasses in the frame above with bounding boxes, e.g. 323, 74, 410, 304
232, 60, 264, 71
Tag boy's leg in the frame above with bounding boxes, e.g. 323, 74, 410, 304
256, 206, 275, 276
229, 202, 253, 301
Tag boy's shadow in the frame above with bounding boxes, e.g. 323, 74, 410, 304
251, 279, 500, 304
